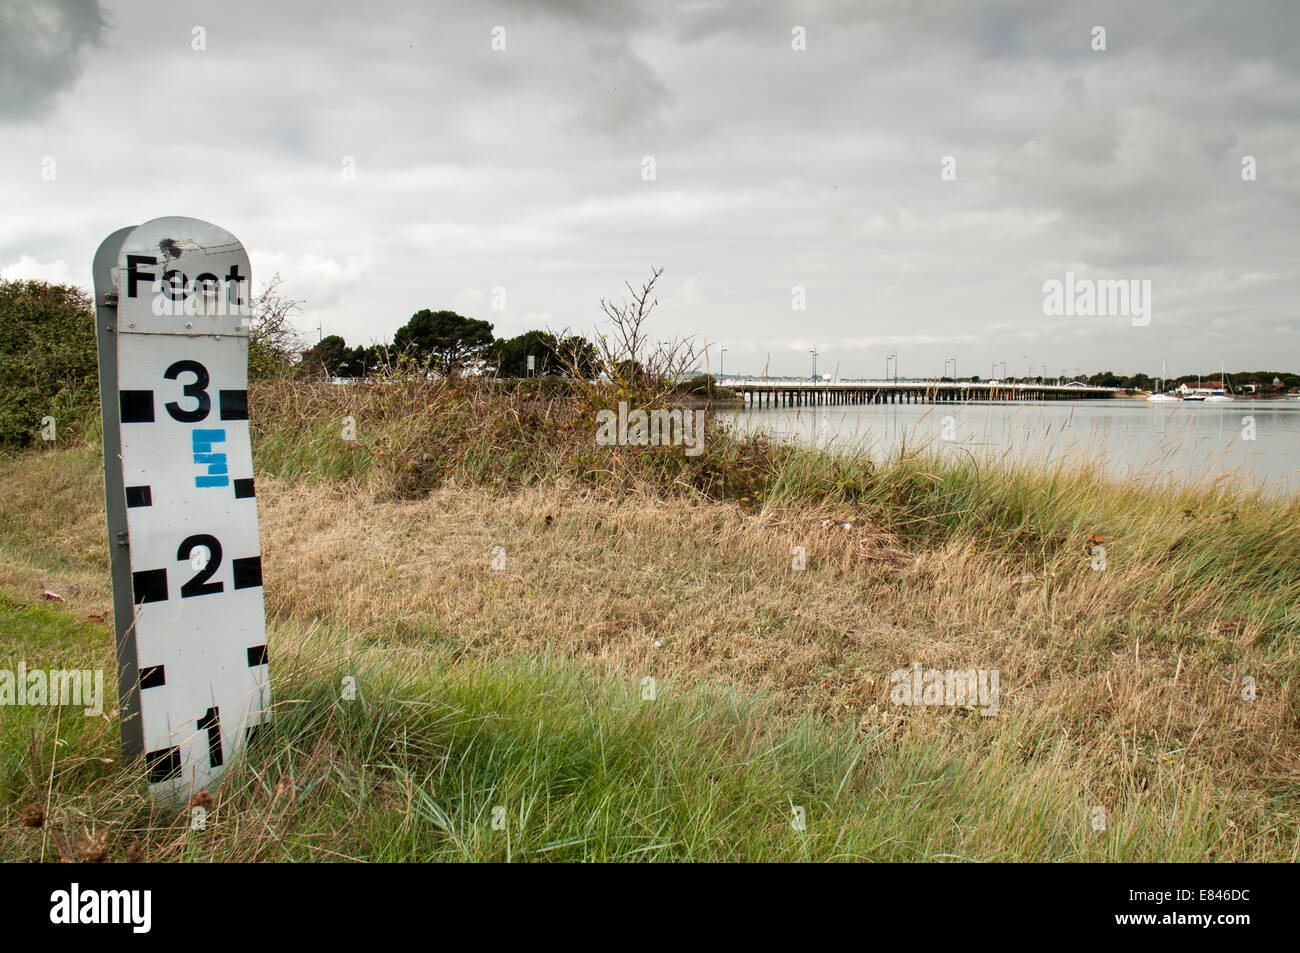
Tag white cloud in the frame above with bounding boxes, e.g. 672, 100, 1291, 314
0, 0, 1296, 377
0, 255, 75, 284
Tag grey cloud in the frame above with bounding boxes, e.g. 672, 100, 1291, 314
492, 0, 645, 32
570, 39, 672, 137
0, 0, 106, 119
0, 0, 1295, 377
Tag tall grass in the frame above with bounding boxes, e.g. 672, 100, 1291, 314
2, 374, 1297, 861
250, 376, 1300, 654
0, 617, 1253, 862
250, 376, 780, 501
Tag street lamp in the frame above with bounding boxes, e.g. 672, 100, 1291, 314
810, 348, 818, 381
886, 352, 898, 383
720, 346, 727, 381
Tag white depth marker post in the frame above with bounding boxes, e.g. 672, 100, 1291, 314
94, 217, 270, 802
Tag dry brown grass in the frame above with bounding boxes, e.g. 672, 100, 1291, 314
3, 439, 1297, 860
253, 474, 1299, 817
0, 447, 111, 614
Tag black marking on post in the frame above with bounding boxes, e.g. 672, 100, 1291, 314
245, 722, 270, 748
125, 485, 153, 508
232, 555, 262, 589
145, 746, 181, 782
246, 644, 268, 667
119, 390, 155, 423
234, 478, 256, 499
218, 390, 249, 420
132, 568, 168, 604
198, 707, 223, 768
139, 665, 166, 689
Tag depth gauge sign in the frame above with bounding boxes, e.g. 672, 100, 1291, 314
94, 217, 270, 802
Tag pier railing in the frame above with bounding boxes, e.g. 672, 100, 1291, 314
720, 379, 1120, 406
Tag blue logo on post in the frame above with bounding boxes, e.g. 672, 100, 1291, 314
192, 429, 228, 488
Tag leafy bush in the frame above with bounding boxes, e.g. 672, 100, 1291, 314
683, 373, 734, 398
247, 274, 307, 380
0, 279, 98, 448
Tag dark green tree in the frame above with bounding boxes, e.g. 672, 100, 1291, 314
300, 334, 350, 377
392, 310, 494, 374
556, 335, 600, 380
1087, 370, 1124, 388
351, 344, 387, 376
485, 331, 601, 379
488, 330, 560, 377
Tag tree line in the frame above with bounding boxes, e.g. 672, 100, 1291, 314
299, 310, 601, 381
3, 273, 1299, 449
961, 370, 1300, 392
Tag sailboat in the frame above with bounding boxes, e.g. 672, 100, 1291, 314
1206, 360, 1234, 402
1147, 359, 1179, 401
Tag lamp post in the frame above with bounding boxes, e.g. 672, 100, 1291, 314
810, 348, 818, 381
720, 346, 726, 381
886, 352, 898, 383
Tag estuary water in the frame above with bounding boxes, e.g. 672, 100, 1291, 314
717, 399, 1300, 495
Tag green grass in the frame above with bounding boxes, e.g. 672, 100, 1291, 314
0, 590, 109, 661
761, 441, 1300, 672
1, 604, 1247, 862
2, 376, 1297, 861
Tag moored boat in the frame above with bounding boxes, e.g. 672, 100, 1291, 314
1146, 361, 1180, 401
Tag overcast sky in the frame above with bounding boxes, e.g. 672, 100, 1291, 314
2, 0, 1297, 378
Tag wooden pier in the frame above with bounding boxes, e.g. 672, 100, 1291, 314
722, 380, 1120, 407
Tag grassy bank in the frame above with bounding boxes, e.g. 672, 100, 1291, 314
1, 379, 1297, 861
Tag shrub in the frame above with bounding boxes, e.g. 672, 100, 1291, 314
0, 279, 98, 448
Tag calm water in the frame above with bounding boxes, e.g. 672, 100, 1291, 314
719, 399, 1300, 495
